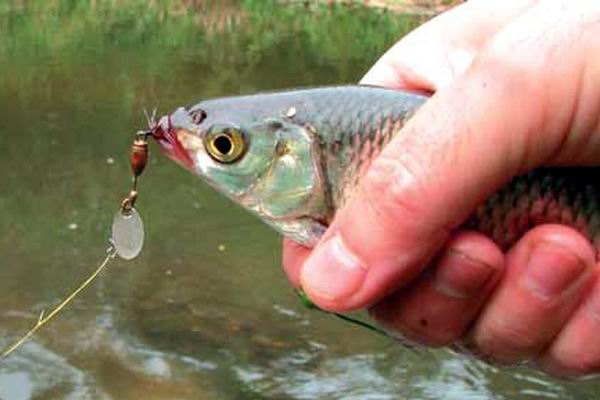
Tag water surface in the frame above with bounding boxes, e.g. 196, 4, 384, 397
0, 1, 598, 399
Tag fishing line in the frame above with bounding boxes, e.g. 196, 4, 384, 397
1, 244, 117, 359
296, 289, 390, 337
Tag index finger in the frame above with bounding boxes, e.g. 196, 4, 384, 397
360, 0, 538, 90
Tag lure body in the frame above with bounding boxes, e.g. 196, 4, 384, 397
151, 86, 600, 250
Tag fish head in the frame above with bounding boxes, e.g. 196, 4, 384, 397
151, 98, 329, 245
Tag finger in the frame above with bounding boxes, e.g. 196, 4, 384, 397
370, 231, 504, 347
360, 0, 539, 90
537, 272, 600, 379
282, 238, 310, 288
300, 2, 600, 312
467, 225, 596, 365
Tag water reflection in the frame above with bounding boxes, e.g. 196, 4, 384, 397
0, 1, 599, 399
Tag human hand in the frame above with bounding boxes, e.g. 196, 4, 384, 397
283, 0, 600, 378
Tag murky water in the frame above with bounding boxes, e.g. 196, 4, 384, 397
1, 1, 599, 399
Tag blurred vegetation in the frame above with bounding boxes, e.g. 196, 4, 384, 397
0, 0, 419, 80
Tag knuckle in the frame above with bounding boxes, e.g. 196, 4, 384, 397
361, 153, 432, 229
478, 40, 540, 91
469, 50, 549, 169
474, 31, 548, 112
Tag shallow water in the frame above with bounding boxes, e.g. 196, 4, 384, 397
0, 1, 599, 399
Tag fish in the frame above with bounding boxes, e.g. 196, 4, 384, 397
149, 85, 600, 251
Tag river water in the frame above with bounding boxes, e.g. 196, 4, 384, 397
0, 1, 599, 399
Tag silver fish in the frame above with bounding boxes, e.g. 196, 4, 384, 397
150, 85, 600, 251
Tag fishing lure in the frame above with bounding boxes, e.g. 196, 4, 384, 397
112, 130, 150, 260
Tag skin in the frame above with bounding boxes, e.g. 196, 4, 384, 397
282, 0, 600, 379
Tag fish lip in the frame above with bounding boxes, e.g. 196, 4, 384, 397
150, 115, 195, 170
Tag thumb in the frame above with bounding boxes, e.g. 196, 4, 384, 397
300, 71, 536, 311
299, 2, 600, 311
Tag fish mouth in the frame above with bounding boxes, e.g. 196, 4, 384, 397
150, 116, 195, 170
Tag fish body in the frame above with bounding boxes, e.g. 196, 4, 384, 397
151, 86, 600, 250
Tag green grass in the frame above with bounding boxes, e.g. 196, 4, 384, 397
0, 0, 417, 66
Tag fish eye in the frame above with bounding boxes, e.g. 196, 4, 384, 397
204, 127, 247, 163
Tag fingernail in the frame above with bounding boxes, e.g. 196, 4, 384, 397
301, 234, 366, 302
434, 249, 495, 299
522, 242, 588, 300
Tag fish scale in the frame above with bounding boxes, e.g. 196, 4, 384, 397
468, 168, 600, 251
299, 88, 422, 206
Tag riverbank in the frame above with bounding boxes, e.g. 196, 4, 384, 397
290, 0, 464, 15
